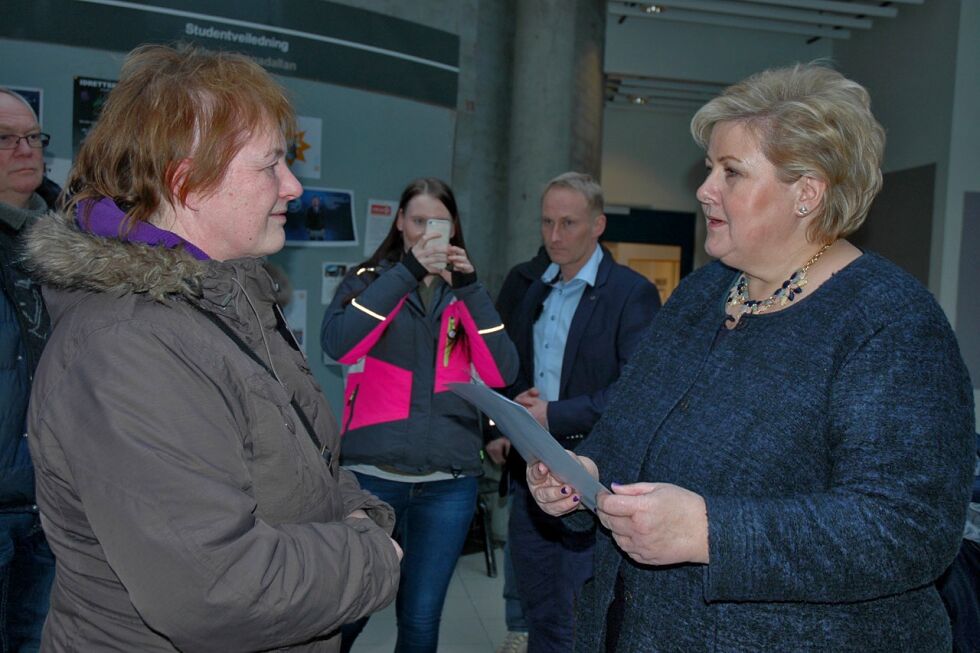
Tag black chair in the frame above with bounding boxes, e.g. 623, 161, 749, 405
462, 476, 499, 578
476, 492, 498, 578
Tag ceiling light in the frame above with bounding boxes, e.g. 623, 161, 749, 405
644, 4, 663, 14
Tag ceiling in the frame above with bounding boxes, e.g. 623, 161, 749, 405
605, 0, 924, 110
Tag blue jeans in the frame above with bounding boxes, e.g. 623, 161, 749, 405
509, 481, 594, 653
0, 509, 55, 653
341, 473, 478, 653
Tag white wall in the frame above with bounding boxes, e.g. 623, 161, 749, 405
605, 18, 831, 83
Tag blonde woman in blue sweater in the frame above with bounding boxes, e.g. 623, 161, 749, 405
528, 64, 974, 652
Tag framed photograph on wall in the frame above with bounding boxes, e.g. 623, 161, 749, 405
285, 187, 357, 246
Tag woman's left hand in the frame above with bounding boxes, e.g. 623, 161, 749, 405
440, 246, 474, 284
596, 482, 709, 566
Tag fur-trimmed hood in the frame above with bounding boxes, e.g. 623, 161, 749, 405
24, 209, 281, 342
24, 209, 207, 302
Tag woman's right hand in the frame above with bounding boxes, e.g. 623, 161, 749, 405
526, 452, 599, 516
410, 232, 448, 275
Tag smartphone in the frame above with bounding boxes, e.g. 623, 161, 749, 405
424, 219, 452, 270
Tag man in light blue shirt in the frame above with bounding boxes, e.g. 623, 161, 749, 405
488, 172, 660, 653
528, 243, 602, 409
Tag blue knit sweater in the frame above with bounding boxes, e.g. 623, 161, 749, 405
573, 253, 975, 652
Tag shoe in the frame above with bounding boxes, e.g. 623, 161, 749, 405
496, 631, 529, 653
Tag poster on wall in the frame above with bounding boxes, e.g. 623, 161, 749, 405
363, 199, 397, 256
2, 0, 460, 109
285, 187, 357, 246
288, 115, 321, 180
281, 289, 308, 355
321, 262, 349, 306
73, 77, 117, 156
6, 86, 43, 123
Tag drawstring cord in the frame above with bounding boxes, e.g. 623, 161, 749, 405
231, 276, 284, 387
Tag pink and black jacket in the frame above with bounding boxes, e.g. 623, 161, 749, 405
321, 256, 518, 476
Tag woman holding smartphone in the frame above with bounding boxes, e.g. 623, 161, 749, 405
322, 178, 518, 653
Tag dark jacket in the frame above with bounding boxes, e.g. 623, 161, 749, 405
496, 246, 551, 326
506, 245, 661, 448
486, 246, 548, 486
25, 210, 400, 652
321, 257, 519, 476
572, 254, 975, 652
0, 191, 53, 505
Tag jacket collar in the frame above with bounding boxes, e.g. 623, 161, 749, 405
26, 208, 209, 302
24, 207, 278, 330
0, 193, 47, 233
593, 244, 615, 289
541, 244, 604, 288
79, 197, 210, 261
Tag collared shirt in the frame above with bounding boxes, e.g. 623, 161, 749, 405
532, 245, 603, 402
0, 192, 46, 231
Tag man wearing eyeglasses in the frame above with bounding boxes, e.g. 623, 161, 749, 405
0, 87, 55, 652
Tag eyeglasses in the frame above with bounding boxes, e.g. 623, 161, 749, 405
0, 132, 50, 150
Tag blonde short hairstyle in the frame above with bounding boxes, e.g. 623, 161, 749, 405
68, 44, 296, 228
542, 172, 604, 218
691, 63, 885, 241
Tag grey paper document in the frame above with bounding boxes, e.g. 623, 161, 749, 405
448, 382, 608, 511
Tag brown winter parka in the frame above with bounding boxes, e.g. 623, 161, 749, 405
24, 210, 400, 652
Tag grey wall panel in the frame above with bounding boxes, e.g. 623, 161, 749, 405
851, 164, 935, 286
957, 192, 980, 389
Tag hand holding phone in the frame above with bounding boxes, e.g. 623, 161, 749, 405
424, 219, 452, 270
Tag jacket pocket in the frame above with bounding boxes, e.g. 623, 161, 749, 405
243, 374, 308, 513
342, 356, 412, 433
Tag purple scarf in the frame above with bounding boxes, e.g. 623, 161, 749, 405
77, 197, 210, 261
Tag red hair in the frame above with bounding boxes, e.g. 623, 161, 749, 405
67, 44, 296, 229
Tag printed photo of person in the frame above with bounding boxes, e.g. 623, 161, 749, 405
285, 188, 357, 245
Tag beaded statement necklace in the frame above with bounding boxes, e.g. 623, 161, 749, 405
726, 242, 833, 325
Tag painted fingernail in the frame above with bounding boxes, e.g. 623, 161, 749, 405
572, 495, 580, 503
560, 487, 568, 495
611, 482, 621, 489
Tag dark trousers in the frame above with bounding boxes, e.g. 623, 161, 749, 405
0, 509, 55, 653
503, 531, 528, 632
509, 481, 594, 653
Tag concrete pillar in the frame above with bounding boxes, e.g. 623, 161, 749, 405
451, 0, 516, 292
503, 0, 606, 273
